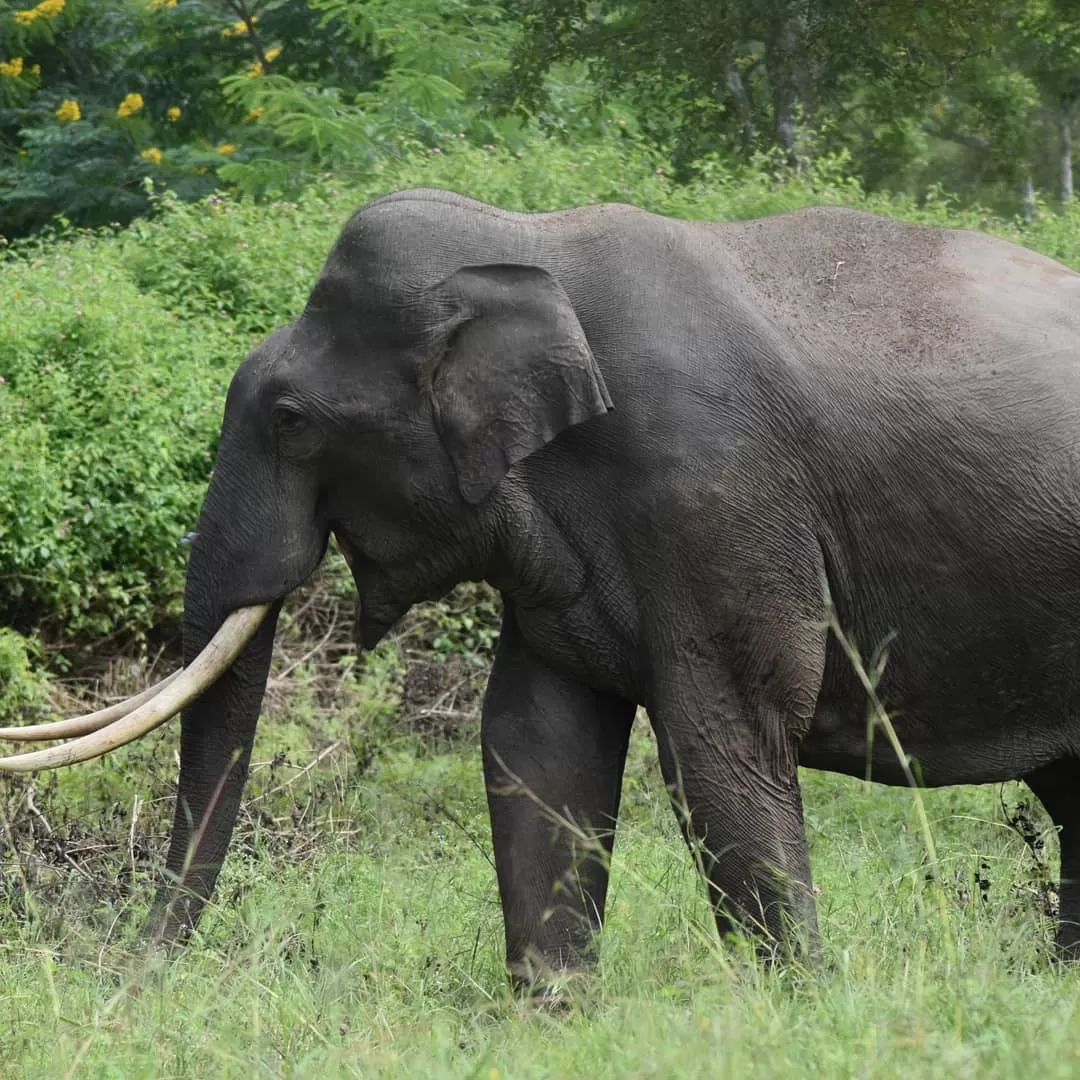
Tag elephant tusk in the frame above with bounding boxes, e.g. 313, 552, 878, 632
0, 669, 184, 742
0, 604, 270, 773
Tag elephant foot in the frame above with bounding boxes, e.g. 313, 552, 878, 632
143, 887, 204, 950
1052, 924, 1080, 964
508, 950, 594, 1012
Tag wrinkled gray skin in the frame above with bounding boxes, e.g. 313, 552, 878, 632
152, 188, 1080, 983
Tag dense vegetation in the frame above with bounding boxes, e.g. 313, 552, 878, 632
3, 136, 1079, 672
3, 2, 1080, 1075
1, 0, 1078, 237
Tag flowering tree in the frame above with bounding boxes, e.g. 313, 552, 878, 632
214, 0, 520, 195
0, 0, 384, 236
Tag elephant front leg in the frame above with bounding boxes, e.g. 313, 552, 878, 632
482, 610, 636, 993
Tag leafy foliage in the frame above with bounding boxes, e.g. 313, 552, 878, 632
0, 184, 347, 644
2, 132, 1079, 670
3, 0, 1078, 233
0, 0, 387, 236
506, 0, 1080, 211
216, 0, 524, 195
0, 627, 50, 723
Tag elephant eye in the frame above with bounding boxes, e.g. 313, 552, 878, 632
273, 405, 320, 456
275, 407, 307, 434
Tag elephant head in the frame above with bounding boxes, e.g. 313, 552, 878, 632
0, 189, 613, 940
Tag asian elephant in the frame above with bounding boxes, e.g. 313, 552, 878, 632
5, 188, 1080, 985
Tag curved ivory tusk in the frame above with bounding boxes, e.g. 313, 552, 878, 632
0, 669, 184, 742
0, 604, 270, 773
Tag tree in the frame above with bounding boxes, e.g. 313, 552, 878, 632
502, 0, 1079, 213
505, 2, 999, 167
215, 0, 521, 195
1012, 0, 1080, 203
0, 0, 388, 236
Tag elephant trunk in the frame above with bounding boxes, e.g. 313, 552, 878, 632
147, 433, 326, 942
148, 548, 284, 943
0, 359, 329, 937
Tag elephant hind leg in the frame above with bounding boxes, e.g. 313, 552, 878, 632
648, 627, 826, 962
1024, 758, 1080, 958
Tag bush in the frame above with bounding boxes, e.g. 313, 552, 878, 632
0, 627, 50, 723
2, 133, 1079, 661
0, 186, 347, 642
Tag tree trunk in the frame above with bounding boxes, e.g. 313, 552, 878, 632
1061, 107, 1074, 205
725, 61, 756, 152
766, 17, 801, 162
1022, 174, 1037, 224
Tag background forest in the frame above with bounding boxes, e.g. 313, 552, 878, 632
1, 0, 1079, 238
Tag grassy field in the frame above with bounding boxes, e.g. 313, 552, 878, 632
1, 569, 1078, 1078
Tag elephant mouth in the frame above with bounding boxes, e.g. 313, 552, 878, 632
354, 611, 393, 651
333, 529, 411, 651
351, 579, 412, 652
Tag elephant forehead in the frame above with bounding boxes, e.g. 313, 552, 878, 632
321, 192, 551, 299
227, 327, 298, 404
320, 212, 453, 298
305, 261, 434, 327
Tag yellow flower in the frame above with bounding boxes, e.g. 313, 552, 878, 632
222, 19, 249, 37
55, 99, 81, 122
246, 105, 264, 121
116, 92, 144, 118
264, 46, 281, 63
0, 58, 24, 78
217, 143, 237, 155
140, 146, 162, 165
245, 60, 263, 78
30, 64, 40, 75
166, 105, 181, 122
149, 0, 177, 7
15, 0, 64, 21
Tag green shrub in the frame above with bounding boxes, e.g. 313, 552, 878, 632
0, 627, 50, 723
0, 233, 227, 639
1, 134, 1078, 659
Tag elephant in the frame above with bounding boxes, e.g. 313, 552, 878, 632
3, 188, 1080, 987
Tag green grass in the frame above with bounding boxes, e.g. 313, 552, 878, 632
1, 652, 1077, 1078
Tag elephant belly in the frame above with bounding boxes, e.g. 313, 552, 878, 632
801, 696, 1069, 787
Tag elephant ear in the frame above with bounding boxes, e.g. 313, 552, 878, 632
428, 263, 613, 505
